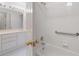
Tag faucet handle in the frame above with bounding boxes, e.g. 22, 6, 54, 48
40, 36, 44, 41
76, 33, 79, 36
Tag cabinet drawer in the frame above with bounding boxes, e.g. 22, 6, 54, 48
2, 33, 17, 39
2, 41, 17, 50
2, 37, 16, 43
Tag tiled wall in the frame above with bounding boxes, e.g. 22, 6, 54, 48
33, 2, 79, 55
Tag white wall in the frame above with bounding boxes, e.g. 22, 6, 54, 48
25, 2, 33, 31
26, 12, 32, 31
33, 2, 79, 55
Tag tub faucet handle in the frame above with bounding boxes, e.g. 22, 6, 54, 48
76, 33, 79, 36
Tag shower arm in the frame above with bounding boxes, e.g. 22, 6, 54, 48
55, 30, 79, 36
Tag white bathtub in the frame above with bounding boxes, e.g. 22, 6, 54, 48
36, 43, 79, 56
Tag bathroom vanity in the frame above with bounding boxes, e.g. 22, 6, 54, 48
0, 3, 32, 55
0, 30, 29, 55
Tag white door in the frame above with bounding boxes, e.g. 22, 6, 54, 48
33, 2, 47, 55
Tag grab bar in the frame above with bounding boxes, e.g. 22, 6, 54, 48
55, 30, 79, 36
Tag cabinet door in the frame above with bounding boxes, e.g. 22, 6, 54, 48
2, 40, 17, 51
1, 33, 17, 54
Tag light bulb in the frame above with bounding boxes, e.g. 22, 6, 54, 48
66, 2, 72, 6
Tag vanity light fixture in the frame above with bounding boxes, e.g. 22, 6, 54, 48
0, 4, 24, 14
0, 3, 2, 6
41, 2, 46, 6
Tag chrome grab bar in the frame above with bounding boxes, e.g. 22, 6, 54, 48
55, 30, 79, 36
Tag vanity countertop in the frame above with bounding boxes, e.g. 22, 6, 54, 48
0, 29, 32, 34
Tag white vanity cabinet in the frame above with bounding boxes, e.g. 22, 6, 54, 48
0, 31, 32, 55
1, 33, 17, 54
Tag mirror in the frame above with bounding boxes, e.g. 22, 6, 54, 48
0, 12, 6, 30
0, 10, 23, 30
10, 13, 23, 30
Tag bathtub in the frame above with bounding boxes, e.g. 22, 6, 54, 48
36, 43, 79, 56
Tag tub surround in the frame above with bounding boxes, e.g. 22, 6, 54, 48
33, 2, 79, 56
